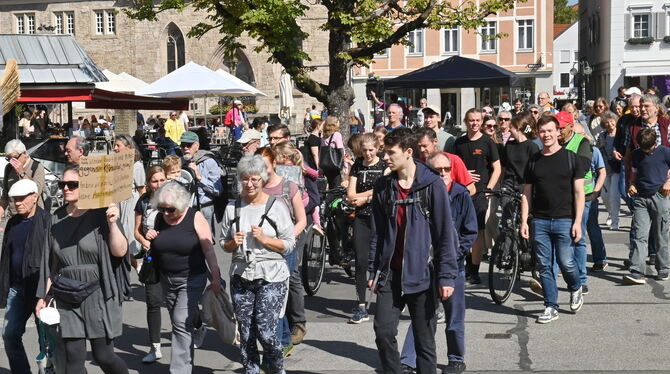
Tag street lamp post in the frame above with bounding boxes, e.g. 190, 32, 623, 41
570, 60, 593, 108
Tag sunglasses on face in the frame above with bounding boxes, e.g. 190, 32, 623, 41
530, 110, 539, 114
5, 154, 19, 162
485, 124, 498, 129
58, 181, 79, 190
157, 206, 177, 213
498, 117, 511, 122
434, 167, 452, 173
180, 142, 194, 148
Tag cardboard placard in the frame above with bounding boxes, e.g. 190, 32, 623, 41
78, 150, 134, 209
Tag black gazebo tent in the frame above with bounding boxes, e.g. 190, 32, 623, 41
384, 55, 520, 89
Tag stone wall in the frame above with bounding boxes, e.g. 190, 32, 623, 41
0, 0, 332, 130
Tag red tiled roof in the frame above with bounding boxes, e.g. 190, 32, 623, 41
554, 24, 570, 39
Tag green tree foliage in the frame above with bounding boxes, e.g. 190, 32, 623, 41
554, 0, 578, 24
126, 0, 520, 131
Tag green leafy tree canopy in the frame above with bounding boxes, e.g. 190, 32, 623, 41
126, 0, 521, 132
554, 0, 578, 24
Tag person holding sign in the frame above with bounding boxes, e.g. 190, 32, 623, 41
35, 165, 130, 374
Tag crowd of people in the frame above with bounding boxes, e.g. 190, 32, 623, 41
1, 85, 669, 374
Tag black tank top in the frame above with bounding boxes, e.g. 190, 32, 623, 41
152, 208, 206, 277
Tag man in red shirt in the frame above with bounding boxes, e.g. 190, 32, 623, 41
416, 127, 476, 196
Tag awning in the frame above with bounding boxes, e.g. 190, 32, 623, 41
17, 87, 188, 110
625, 65, 670, 77
384, 55, 520, 89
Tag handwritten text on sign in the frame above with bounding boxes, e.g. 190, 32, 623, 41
78, 150, 134, 209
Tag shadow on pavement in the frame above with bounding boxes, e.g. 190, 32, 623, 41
302, 339, 380, 369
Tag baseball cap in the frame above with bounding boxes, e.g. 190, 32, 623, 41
8, 179, 38, 197
233, 99, 243, 105
623, 87, 642, 96
421, 105, 440, 116
179, 131, 199, 143
555, 111, 574, 128
237, 129, 262, 144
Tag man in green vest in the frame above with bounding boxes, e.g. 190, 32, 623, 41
557, 111, 593, 294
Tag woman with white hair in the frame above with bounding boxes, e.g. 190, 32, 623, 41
221, 155, 295, 374
145, 181, 221, 373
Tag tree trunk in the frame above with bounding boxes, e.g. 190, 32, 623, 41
325, 13, 355, 141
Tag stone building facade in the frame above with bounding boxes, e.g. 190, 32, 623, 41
0, 0, 330, 125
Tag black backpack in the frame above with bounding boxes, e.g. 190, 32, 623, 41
232, 195, 278, 234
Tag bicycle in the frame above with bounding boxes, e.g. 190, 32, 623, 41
485, 187, 536, 305
302, 184, 355, 296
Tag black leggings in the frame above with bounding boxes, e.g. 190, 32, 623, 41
353, 215, 372, 304
145, 281, 163, 344
64, 337, 128, 374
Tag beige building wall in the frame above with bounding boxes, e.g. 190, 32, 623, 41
0, 0, 331, 124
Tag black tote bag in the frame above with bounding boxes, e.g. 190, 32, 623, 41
318, 134, 343, 173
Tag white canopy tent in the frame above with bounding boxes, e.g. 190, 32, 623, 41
96, 69, 148, 93
138, 61, 266, 98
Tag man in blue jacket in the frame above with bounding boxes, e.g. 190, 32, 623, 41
399, 151, 478, 374
369, 127, 459, 374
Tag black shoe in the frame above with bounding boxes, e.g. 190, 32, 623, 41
401, 364, 416, 374
582, 285, 589, 295
591, 263, 608, 272
469, 273, 482, 285
623, 259, 632, 270
442, 361, 467, 374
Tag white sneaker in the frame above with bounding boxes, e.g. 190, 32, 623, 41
193, 324, 207, 349
569, 286, 584, 313
536, 307, 558, 324
606, 217, 612, 227
142, 343, 162, 364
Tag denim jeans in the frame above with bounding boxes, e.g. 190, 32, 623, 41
374, 269, 437, 374
587, 198, 607, 265
532, 218, 582, 309
574, 200, 590, 286
2, 284, 36, 374
630, 192, 670, 275
278, 246, 298, 347
161, 273, 207, 374
400, 270, 466, 368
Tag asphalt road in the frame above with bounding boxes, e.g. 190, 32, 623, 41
1, 205, 670, 373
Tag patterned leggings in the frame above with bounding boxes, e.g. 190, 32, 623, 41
231, 276, 288, 374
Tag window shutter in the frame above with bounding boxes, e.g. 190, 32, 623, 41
649, 12, 656, 38
657, 12, 666, 38
624, 14, 630, 41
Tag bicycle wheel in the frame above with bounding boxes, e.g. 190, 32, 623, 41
302, 229, 327, 296
488, 232, 520, 305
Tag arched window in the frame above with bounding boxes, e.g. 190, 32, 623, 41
166, 23, 185, 73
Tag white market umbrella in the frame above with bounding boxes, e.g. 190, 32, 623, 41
138, 61, 264, 98
96, 70, 148, 93
215, 69, 266, 97
279, 72, 294, 120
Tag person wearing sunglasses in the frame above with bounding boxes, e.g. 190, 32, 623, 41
0, 140, 46, 221
221, 155, 295, 374
399, 151, 478, 374
0, 179, 51, 374
36, 165, 130, 374
497, 110, 514, 145
144, 181, 222, 373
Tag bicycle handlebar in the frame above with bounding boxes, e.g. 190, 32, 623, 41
479, 187, 523, 200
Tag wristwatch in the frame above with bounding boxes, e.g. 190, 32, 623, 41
18, 172, 26, 178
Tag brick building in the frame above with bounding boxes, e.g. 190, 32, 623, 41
0, 0, 330, 125
352, 0, 555, 125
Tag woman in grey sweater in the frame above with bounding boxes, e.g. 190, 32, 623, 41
221, 155, 295, 374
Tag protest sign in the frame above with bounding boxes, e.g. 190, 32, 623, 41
78, 150, 134, 209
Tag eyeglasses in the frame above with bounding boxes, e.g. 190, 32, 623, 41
530, 110, 539, 114
180, 142, 194, 148
485, 124, 498, 129
498, 117, 511, 122
241, 177, 263, 185
5, 154, 19, 162
157, 206, 177, 213
58, 181, 79, 190
434, 167, 452, 173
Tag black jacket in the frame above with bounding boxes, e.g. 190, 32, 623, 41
0, 207, 51, 308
